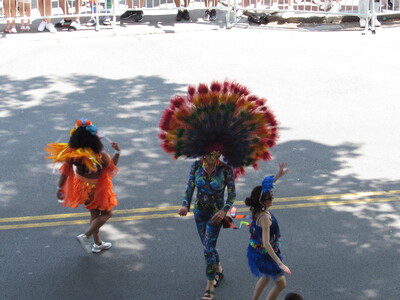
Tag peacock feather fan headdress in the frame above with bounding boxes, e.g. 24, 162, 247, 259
158, 80, 279, 177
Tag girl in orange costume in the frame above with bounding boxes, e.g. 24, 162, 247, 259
45, 118, 120, 254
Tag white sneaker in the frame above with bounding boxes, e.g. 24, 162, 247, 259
86, 17, 96, 27
359, 18, 366, 28
68, 20, 80, 31
374, 17, 381, 26
76, 234, 92, 253
38, 21, 47, 32
92, 241, 112, 253
46, 22, 57, 33
103, 16, 111, 25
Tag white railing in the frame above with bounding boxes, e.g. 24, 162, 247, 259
0, 0, 230, 29
226, 0, 400, 32
1, 0, 399, 32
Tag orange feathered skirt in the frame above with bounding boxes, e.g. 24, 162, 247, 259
59, 162, 118, 212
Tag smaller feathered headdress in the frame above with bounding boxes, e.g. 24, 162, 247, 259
259, 175, 274, 202
45, 118, 102, 172
70, 118, 98, 136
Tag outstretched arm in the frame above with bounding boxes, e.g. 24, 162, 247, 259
110, 142, 121, 166
274, 162, 288, 183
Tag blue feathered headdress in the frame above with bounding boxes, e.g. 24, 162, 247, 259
261, 176, 275, 194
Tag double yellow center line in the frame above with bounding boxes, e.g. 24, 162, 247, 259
1, 190, 399, 230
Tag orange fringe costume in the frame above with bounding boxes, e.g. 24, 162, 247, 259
45, 143, 118, 212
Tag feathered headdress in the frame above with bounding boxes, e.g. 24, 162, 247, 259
69, 118, 98, 136
261, 176, 275, 194
158, 80, 279, 177
45, 118, 102, 172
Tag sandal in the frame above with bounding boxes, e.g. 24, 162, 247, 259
214, 270, 224, 287
201, 290, 215, 300
4, 26, 11, 33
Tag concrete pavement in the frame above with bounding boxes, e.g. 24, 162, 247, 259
1, 14, 400, 300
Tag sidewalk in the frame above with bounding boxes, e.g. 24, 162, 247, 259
1, 7, 400, 41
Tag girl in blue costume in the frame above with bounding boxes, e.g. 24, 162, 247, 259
178, 150, 236, 300
245, 163, 292, 300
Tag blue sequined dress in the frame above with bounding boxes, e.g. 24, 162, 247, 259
247, 212, 283, 279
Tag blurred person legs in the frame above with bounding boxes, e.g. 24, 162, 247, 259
204, 0, 218, 21
37, 0, 56, 32
56, 0, 82, 31
359, 0, 381, 27
18, 0, 31, 31
330, 0, 341, 12
103, 0, 113, 25
4, 0, 17, 33
322, 0, 341, 11
252, 275, 287, 300
86, 0, 113, 26
174, 0, 190, 21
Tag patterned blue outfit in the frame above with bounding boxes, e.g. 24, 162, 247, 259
247, 212, 284, 280
183, 160, 236, 280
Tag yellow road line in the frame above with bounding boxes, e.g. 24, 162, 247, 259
0, 206, 183, 223
0, 213, 185, 230
1, 190, 399, 224
274, 190, 400, 202
0, 195, 399, 230
257, 196, 400, 210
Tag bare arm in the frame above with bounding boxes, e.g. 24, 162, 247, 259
110, 142, 120, 166
56, 174, 67, 200
178, 161, 199, 216
274, 162, 288, 183
260, 213, 291, 275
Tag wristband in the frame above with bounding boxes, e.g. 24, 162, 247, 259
57, 186, 62, 191
114, 151, 120, 154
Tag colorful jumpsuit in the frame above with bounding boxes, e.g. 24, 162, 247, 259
182, 160, 236, 280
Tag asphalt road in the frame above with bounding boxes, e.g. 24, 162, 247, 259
1, 20, 400, 300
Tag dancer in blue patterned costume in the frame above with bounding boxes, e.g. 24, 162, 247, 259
178, 150, 236, 299
245, 163, 291, 300
158, 81, 280, 300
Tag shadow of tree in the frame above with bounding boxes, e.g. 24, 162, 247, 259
0, 73, 188, 211
1, 74, 399, 299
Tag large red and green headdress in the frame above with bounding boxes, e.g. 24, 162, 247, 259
158, 80, 279, 177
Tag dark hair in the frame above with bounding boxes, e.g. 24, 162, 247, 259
245, 186, 273, 219
284, 292, 303, 300
68, 127, 104, 153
